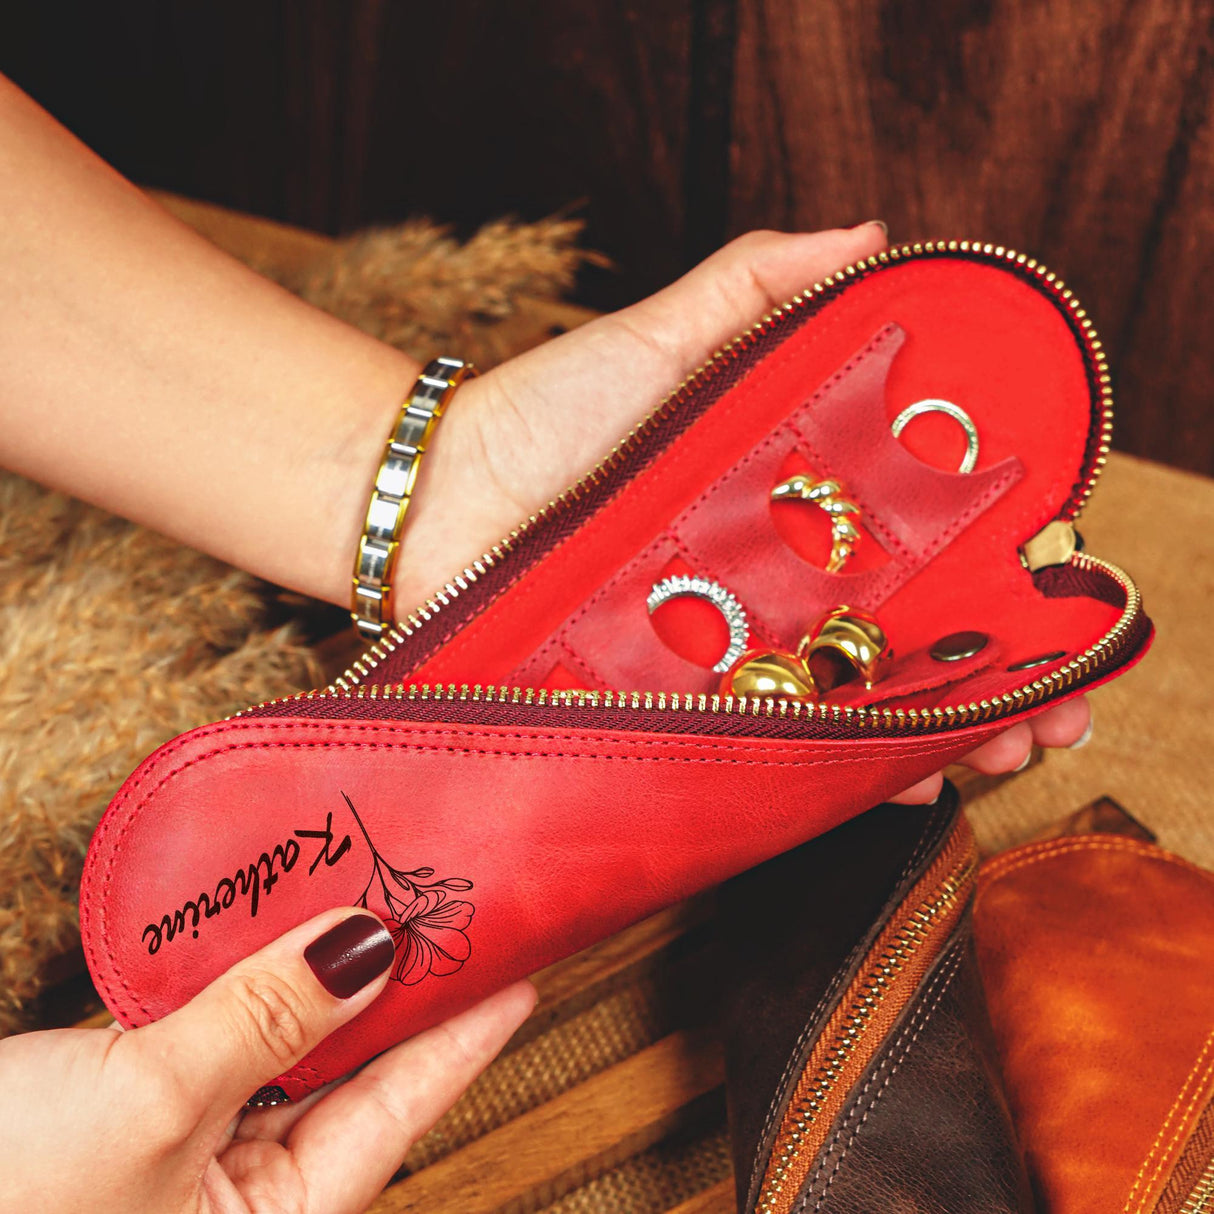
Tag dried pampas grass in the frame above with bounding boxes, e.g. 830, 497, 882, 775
0, 209, 592, 1034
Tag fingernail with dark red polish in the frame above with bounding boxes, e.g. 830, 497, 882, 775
305, 914, 395, 999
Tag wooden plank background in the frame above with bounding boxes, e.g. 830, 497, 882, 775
1, 0, 1210, 474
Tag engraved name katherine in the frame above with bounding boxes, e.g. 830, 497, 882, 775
141, 811, 352, 954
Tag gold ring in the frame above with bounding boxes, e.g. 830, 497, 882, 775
891, 399, 980, 474
770, 476, 861, 574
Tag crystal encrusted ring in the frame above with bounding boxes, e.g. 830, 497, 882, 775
646, 575, 750, 673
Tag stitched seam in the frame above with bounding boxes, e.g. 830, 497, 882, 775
509, 329, 897, 687
981, 836, 1194, 881
512, 634, 561, 685
546, 532, 674, 648
679, 328, 895, 530
976, 838, 1213, 914
673, 445, 909, 634
799, 941, 965, 1213
747, 956, 863, 1208
663, 532, 781, 650
1123, 1026, 1214, 1214
800, 408, 1022, 574
975, 834, 1214, 1214
783, 418, 911, 566
747, 802, 956, 1207
750, 811, 946, 1187
556, 636, 611, 689
674, 331, 905, 609
105, 716, 942, 759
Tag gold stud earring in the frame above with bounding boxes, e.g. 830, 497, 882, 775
720, 647, 818, 700
798, 606, 890, 692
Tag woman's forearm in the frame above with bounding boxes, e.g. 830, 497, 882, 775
0, 73, 417, 608
0, 73, 895, 626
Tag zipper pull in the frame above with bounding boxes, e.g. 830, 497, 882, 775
1021, 520, 1077, 571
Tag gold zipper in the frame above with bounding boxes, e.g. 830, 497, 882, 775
753, 818, 978, 1214
236, 550, 1142, 732
235, 242, 1137, 731
1181, 1161, 1214, 1214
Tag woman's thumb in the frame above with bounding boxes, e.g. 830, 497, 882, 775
618, 224, 888, 375
128, 908, 394, 1128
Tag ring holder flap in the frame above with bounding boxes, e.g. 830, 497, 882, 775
386, 251, 1135, 721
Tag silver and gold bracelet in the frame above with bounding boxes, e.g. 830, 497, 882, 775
351, 356, 476, 640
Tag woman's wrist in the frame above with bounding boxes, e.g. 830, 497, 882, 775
378, 372, 521, 620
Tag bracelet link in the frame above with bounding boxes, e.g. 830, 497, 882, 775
351, 357, 476, 640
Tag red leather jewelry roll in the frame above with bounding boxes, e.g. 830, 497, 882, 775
80, 242, 1153, 1102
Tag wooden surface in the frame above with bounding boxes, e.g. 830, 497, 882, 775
2, 1, 1210, 474
729, 0, 1214, 479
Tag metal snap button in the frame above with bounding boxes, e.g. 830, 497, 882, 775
929, 630, 990, 662
1007, 650, 1067, 671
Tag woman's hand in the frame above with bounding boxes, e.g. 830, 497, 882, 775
400, 226, 893, 608
0, 910, 535, 1214
886, 694, 1092, 804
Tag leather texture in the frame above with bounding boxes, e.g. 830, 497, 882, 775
512, 324, 1023, 693
399, 254, 1120, 691
975, 835, 1214, 1214
81, 715, 1007, 1102
721, 787, 1032, 1214
802, 928, 1032, 1214
80, 249, 1152, 1101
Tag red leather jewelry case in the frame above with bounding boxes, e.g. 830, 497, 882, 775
80, 242, 1152, 1103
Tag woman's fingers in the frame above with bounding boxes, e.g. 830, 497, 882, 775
887, 771, 946, 805
121, 909, 395, 1143
957, 722, 1036, 775
1027, 696, 1092, 749
957, 698, 1092, 775
888, 695, 1094, 803
533, 225, 889, 397
616, 225, 889, 378
282, 981, 536, 1214
468, 228, 888, 508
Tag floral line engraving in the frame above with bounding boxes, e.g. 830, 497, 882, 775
341, 791, 475, 986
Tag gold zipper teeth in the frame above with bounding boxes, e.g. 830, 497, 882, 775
233, 551, 1141, 731
232, 241, 1128, 726
1182, 1159, 1214, 1214
756, 850, 977, 1214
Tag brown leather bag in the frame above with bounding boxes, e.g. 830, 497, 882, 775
720, 783, 1033, 1213
975, 832, 1214, 1214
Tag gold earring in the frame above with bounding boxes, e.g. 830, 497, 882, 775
720, 647, 818, 700
798, 606, 889, 691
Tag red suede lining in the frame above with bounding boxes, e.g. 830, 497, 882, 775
411, 257, 1108, 711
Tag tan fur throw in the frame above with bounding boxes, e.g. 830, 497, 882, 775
0, 212, 590, 1034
